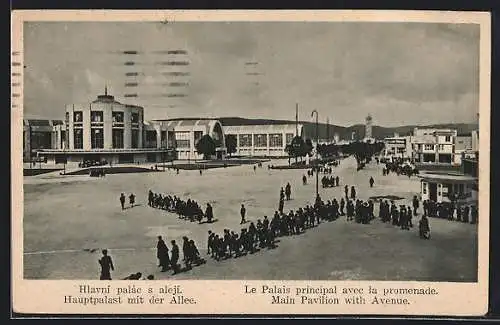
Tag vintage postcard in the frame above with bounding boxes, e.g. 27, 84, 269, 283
11, 10, 490, 315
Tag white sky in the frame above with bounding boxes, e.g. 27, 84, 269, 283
23, 21, 480, 127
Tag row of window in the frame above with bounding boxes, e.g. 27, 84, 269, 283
237, 133, 295, 148
68, 111, 140, 124
71, 128, 140, 149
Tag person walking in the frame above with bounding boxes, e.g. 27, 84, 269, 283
119, 193, 126, 210
156, 236, 170, 272
98, 249, 114, 280
170, 240, 180, 275
369, 177, 374, 188
129, 193, 136, 207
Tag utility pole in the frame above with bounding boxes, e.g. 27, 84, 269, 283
311, 110, 319, 199
295, 103, 299, 137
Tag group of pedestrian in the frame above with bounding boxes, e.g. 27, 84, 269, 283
119, 193, 135, 210
321, 175, 340, 188
278, 183, 293, 214
156, 235, 206, 275
148, 190, 214, 223
423, 200, 478, 224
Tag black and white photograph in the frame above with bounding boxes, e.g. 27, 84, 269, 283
17, 14, 485, 286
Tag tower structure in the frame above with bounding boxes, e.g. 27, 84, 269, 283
365, 114, 373, 139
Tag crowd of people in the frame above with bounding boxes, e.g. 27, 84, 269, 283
321, 175, 340, 188
102, 153, 476, 280
147, 190, 214, 223
423, 200, 478, 224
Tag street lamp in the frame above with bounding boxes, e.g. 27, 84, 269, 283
311, 110, 319, 199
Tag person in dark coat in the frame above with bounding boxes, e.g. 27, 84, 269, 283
344, 185, 349, 198
156, 236, 170, 272
350, 186, 356, 200
205, 203, 213, 223
412, 196, 419, 216
369, 177, 374, 188
119, 193, 126, 210
170, 240, 180, 275
99, 249, 114, 280
129, 193, 135, 207
240, 204, 246, 224
302, 175, 307, 185
335, 176, 340, 187
419, 215, 431, 239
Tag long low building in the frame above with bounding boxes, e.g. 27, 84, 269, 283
223, 124, 303, 157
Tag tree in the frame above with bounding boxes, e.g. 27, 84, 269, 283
225, 134, 237, 157
285, 136, 312, 165
195, 134, 216, 160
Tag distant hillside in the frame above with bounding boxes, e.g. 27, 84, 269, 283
219, 117, 477, 140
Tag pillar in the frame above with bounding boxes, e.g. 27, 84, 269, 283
138, 110, 143, 149
124, 109, 132, 149
82, 104, 91, 150
104, 104, 113, 149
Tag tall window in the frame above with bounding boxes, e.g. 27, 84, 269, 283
74, 128, 83, 149
91, 111, 103, 123
286, 133, 294, 144
445, 135, 451, 142
424, 144, 434, 150
131, 113, 139, 124
253, 134, 267, 147
161, 131, 167, 148
91, 128, 104, 149
239, 134, 252, 147
73, 111, 83, 123
131, 129, 139, 148
112, 111, 124, 123
112, 129, 124, 149
269, 134, 283, 147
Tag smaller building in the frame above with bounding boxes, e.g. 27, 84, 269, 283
383, 136, 412, 160
411, 128, 457, 164
419, 172, 478, 204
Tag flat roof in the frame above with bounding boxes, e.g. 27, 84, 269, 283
418, 172, 477, 183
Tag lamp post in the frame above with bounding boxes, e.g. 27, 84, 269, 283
311, 110, 319, 199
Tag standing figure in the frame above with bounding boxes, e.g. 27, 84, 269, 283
129, 193, 135, 207
205, 203, 213, 223
412, 195, 419, 216
285, 183, 292, 201
344, 185, 349, 198
170, 240, 180, 275
335, 176, 340, 187
350, 186, 356, 200
369, 177, 374, 188
302, 175, 307, 185
98, 249, 114, 280
240, 204, 247, 224
419, 215, 431, 239
156, 236, 170, 272
119, 193, 126, 210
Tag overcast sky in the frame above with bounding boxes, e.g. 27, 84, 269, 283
23, 21, 480, 127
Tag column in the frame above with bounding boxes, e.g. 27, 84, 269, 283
123, 109, 131, 148
155, 123, 162, 149
251, 133, 254, 156
82, 104, 91, 150
103, 104, 113, 149
236, 133, 240, 155
68, 110, 74, 149
138, 110, 143, 149
266, 133, 270, 156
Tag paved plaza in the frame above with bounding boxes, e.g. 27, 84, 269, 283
23, 157, 478, 281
